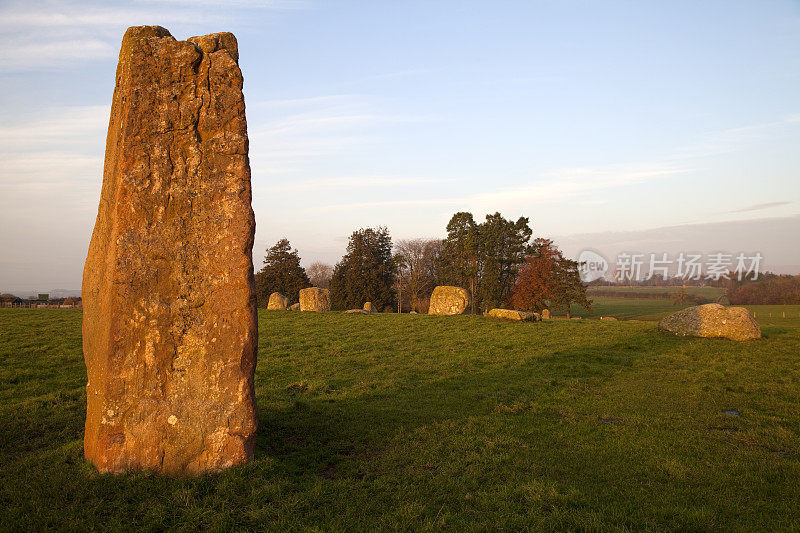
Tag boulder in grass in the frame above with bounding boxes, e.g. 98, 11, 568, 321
289, 303, 300, 311
428, 286, 469, 316
487, 308, 541, 322
299, 287, 331, 312
659, 303, 760, 341
541, 309, 551, 319
344, 309, 370, 314
363, 302, 377, 313
267, 292, 289, 310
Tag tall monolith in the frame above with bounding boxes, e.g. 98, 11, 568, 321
82, 26, 258, 475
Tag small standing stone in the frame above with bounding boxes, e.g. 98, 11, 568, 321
428, 286, 469, 315
299, 287, 331, 312
267, 292, 289, 310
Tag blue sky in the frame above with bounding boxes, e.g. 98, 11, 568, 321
1, 0, 799, 293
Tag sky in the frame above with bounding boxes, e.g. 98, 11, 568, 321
1, 0, 799, 294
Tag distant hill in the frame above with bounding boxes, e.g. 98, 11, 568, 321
10, 289, 82, 299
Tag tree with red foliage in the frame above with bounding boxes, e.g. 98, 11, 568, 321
508, 238, 591, 315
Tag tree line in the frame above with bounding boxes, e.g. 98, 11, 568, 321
254, 212, 591, 314
724, 274, 800, 305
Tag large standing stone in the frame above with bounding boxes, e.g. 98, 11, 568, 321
82, 26, 257, 475
299, 287, 331, 312
428, 286, 469, 315
659, 303, 761, 341
267, 292, 289, 310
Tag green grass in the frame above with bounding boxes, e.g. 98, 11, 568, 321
572, 296, 800, 327
588, 285, 725, 299
745, 305, 800, 328
577, 285, 728, 321
1, 309, 799, 530
572, 297, 695, 321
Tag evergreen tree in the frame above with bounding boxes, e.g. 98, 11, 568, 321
330, 227, 396, 310
436, 212, 479, 313
438, 211, 532, 312
477, 212, 532, 311
254, 238, 310, 306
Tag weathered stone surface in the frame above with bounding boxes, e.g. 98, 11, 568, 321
659, 304, 761, 341
541, 309, 550, 319
299, 287, 330, 312
344, 309, 371, 314
289, 303, 300, 311
267, 292, 289, 310
428, 286, 469, 316
600, 316, 618, 321
363, 302, 376, 313
487, 308, 541, 322
82, 26, 257, 475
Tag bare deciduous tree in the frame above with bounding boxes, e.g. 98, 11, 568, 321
395, 238, 441, 313
306, 261, 334, 289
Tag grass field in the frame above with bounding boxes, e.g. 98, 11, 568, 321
572, 297, 694, 321
577, 286, 800, 327
1, 308, 799, 530
588, 285, 725, 299
572, 297, 800, 326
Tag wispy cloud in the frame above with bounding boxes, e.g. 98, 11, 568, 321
0, 9, 187, 28
671, 112, 800, 160
134, 0, 308, 8
554, 214, 800, 272
345, 68, 435, 86
252, 95, 361, 109
0, 2, 187, 71
0, 105, 109, 150
248, 93, 432, 168
0, 106, 106, 209
728, 201, 792, 213
309, 164, 687, 213
464, 165, 684, 206
0, 40, 117, 71
271, 175, 454, 193
0, 0, 305, 72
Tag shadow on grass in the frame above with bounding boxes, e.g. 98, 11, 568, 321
5, 311, 797, 530
253, 328, 670, 478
